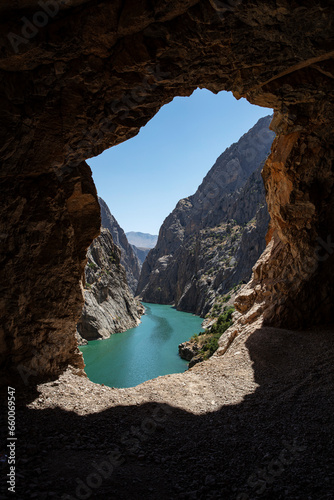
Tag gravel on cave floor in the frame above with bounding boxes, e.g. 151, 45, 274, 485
1, 324, 333, 500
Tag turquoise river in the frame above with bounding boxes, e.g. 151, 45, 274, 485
80, 302, 204, 388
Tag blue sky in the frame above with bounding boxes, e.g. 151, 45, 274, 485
88, 89, 272, 235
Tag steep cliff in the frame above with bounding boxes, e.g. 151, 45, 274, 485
137, 116, 275, 315
99, 198, 141, 294
77, 228, 143, 343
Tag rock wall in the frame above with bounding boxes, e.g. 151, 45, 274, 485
77, 228, 143, 343
0, 0, 333, 382
136, 116, 274, 316
0, 161, 100, 385
235, 116, 334, 329
99, 197, 141, 294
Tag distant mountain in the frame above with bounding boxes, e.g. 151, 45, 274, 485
99, 198, 141, 294
136, 115, 275, 316
131, 245, 150, 266
126, 232, 158, 249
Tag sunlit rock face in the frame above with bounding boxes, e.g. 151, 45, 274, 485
99, 197, 141, 295
77, 228, 143, 343
0, 0, 333, 382
136, 116, 275, 316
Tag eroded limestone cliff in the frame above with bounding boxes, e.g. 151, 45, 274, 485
99, 197, 141, 294
77, 228, 143, 343
0, 0, 333, 381
137, 116, 275, 316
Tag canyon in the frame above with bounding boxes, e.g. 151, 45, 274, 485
79, 116, 272, 365
99, 197, 141, 294
0, 1, 333, 498
137, 115, 274, 316
1, 0, 333, 382
76, 227, 143, 344
131, 244, 151, 266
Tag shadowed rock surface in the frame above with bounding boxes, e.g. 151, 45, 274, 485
0, 0, 333, 380
99, 197, 141, 294
76, 228, 143, 343
137, 116, 274, 315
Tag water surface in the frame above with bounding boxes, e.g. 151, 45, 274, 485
80, 302, 204, 388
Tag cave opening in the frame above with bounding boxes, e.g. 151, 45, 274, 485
78, 88, 274, 388
1, 2, 333, 498
1, 0, 333, 391
88, 89, 272, 236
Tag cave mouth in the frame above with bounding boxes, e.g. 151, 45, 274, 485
1, 0, 333, 386
87, 88, 273, 237
78, 89, 274, 389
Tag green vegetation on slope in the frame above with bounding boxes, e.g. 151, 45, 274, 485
191, 306, 234, 360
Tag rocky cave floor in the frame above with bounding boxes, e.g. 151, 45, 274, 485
1, 325, 334, 500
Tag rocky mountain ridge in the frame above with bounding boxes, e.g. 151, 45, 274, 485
137, 116, 275, 316
126, 232, 158, 249
99, 198, 141, 294
77, 228, 143, 343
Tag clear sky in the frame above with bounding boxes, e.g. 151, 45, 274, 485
87, 89, 272, 235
